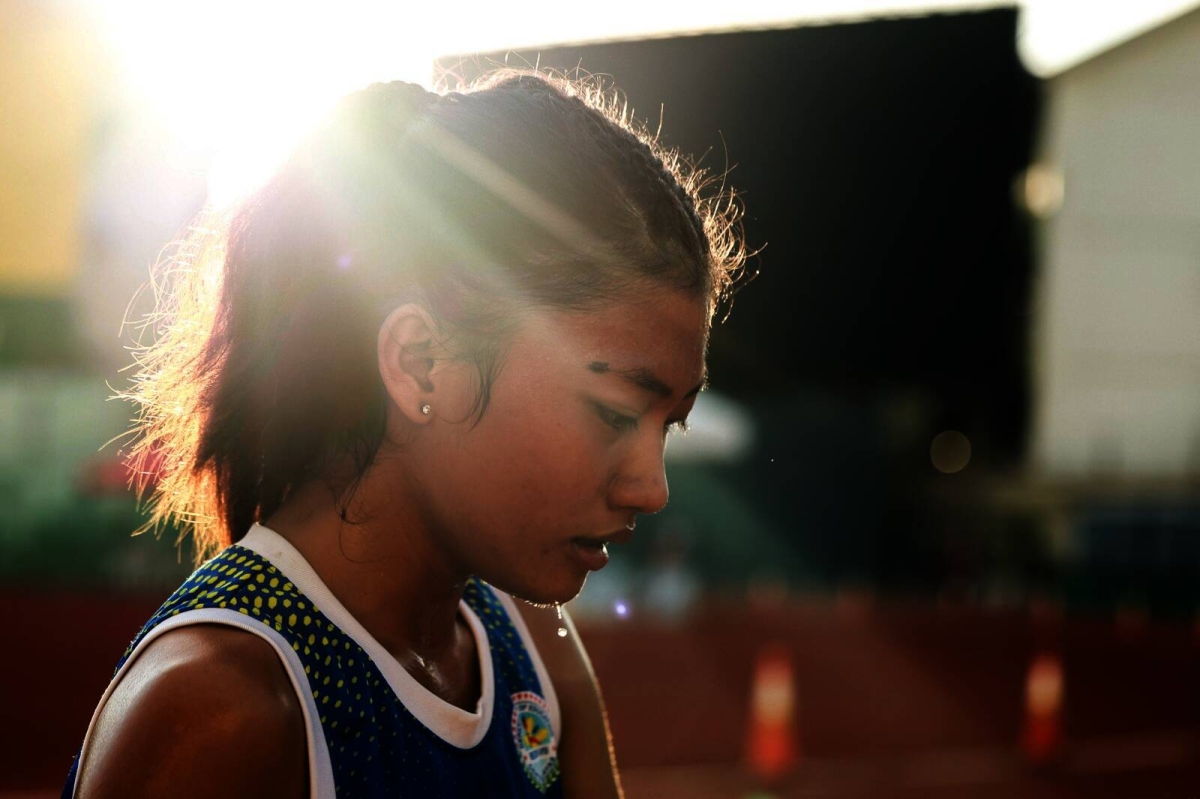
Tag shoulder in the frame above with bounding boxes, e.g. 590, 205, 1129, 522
75, 623, 307, 799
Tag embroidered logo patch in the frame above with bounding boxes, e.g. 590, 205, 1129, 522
511, 691, 560, 792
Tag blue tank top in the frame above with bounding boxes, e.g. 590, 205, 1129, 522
62, 524, 564, 798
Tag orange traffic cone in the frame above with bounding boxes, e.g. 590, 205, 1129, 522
1020, 652, 1064, 765
746, 643, 799, 781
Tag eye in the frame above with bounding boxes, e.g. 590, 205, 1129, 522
594, 403, 638, 433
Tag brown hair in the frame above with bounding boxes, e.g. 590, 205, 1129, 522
122, 70, 749, 563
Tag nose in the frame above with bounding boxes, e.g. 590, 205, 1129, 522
609, 438, 669, 516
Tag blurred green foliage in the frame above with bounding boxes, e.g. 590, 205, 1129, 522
2, 494, 190, 589
0, 366, 190, 590
0, 297, 83, 368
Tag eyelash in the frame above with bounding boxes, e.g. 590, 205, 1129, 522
594, 404, 690, 435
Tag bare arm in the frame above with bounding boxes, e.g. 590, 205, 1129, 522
516, 603, 623, 799
75, 625, 308, 799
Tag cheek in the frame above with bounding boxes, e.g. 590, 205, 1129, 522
434, 339, 619, 538
502, 413, 607, 504
449, 400, 611, 529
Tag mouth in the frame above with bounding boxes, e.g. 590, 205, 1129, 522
568, 538, 610, 571
567, 527, 633, 571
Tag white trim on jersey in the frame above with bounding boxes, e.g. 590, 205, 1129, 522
69, 607, 335, 799
242, 523, 562, 746
240, 523, 497, 749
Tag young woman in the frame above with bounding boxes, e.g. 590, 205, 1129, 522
63, 70, 747, 798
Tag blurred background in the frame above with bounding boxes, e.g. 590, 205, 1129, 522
3, 1, 1200, 796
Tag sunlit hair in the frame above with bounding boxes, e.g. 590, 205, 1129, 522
120, 69, 751, 563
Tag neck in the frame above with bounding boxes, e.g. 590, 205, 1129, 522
263, 457, 467, 666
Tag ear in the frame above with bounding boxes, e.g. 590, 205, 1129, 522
377, 303, 450, 425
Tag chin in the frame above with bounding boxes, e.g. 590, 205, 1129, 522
484, 570, 589, 608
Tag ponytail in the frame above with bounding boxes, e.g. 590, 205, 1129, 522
124, 83, 435, 561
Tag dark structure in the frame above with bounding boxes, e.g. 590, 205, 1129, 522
443, 9, 1042, 593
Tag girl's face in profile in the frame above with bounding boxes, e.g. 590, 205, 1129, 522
418, 290, 709, 605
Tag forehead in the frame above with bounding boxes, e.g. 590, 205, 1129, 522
526, 293, 709, 392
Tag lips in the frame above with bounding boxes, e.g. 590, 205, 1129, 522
569, 538, 610, 571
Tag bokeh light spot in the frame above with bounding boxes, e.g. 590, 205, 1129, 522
930, 430, 971, 474
1018, 163, 1065, 218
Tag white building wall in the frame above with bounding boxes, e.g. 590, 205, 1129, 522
1033, 7, 1200, 478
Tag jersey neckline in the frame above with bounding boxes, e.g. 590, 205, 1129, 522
239, 522, 496, 749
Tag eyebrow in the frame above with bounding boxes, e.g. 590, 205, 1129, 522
586, 361, 708, 400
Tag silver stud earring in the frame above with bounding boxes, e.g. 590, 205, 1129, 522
420, 404, 431, 415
